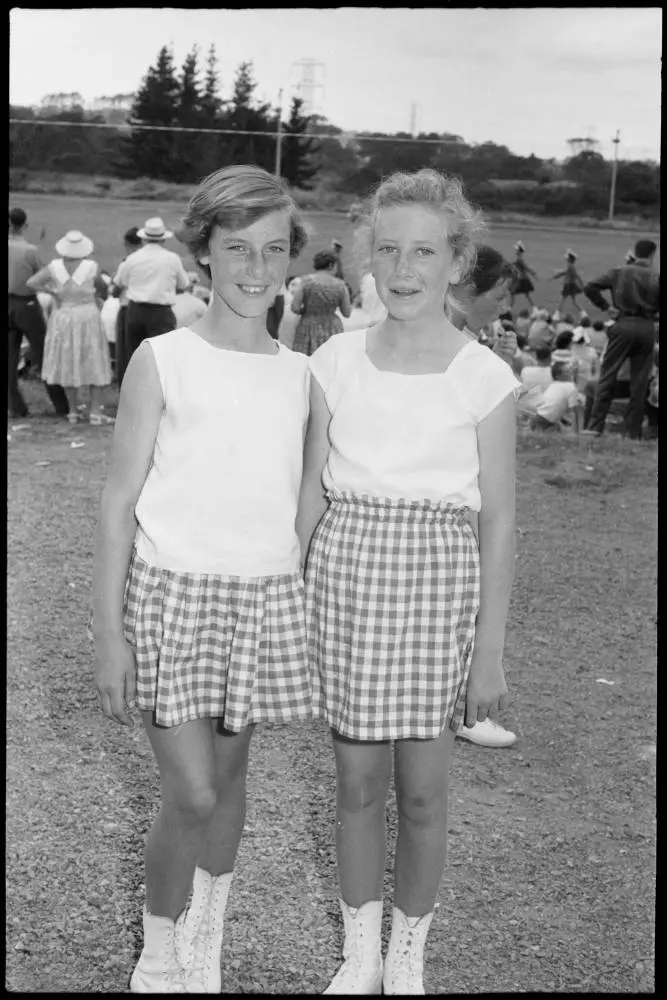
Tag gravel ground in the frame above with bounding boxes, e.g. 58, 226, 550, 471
6, 386, 656, 993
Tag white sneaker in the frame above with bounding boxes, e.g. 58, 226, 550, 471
457, 719, 516, 748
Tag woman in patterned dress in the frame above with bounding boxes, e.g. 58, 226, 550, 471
297, 169, 519, 995
291, 249, 351, 355
26, 230, 113, 424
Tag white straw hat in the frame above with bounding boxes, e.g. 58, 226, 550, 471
55, 230, 94, 259
137, 217, 173, 241
514, 241, 525, 253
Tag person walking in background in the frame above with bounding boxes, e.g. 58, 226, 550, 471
509, 241, 537, 310
110, 226, 143, 388
291, 249, 351, 356
92, 164, 313, 995
297, 168, 519, 994
582, 239, 660, 439
26, 230, 113, 425
551, 249, 586, 317
111, 217, 191, 373
8, 207, 69, 419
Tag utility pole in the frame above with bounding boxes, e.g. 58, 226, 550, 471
409, 103, 417, 137
608, 129, 621, 222
275, 89, 283, 178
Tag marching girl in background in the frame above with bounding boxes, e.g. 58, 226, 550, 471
298, 168, 520, 995
551, 249, 586, 317
92, 165, 312, 994
509, 240, 538, 311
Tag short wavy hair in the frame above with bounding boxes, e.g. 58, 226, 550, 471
353, 168, 486, 287
176, 165, 309, 279
313, 249, 338, 270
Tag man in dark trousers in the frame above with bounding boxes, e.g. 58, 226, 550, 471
8, 207, 69, 418
582, 239, 659, 439
111, 217, 191, 374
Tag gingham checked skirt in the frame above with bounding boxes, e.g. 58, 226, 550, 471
123, 549, 312, 730
305, 491, 480, 741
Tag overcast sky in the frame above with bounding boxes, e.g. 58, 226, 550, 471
9, 7, 662, 162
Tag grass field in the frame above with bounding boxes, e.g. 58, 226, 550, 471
6, 383, 656, 992
13, 191, 660, 317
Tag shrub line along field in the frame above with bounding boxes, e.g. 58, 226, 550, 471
12, 192, 660, 313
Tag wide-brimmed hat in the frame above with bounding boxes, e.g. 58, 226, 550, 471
565, 248, 577, 260
514, 241, 525, 253
137, 217, 173, 241
55, 230, 94, 259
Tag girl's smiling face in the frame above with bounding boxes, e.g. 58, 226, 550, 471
200, 210, 291, 318
371, 204, 463, 320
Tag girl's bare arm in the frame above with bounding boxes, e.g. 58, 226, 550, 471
295, 376, 332, 567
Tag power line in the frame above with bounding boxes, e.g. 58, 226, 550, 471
9, 118, 465, 145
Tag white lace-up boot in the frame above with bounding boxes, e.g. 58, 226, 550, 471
324, 899, 383, 995
179, 866, 233, 994
130, 907, 187, 993
382, 906, 434, 995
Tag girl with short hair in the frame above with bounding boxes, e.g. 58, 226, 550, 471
92, 164, 312, 993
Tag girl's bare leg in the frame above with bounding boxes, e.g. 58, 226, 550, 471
393, 725, 456, 916
331, 731, 393, 906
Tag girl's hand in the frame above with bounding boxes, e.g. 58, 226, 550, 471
94, 635, 137, 727
465, 652, 508, 727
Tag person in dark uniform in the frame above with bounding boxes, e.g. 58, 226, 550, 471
582, 239, 659, 439
8, 207, 69, 418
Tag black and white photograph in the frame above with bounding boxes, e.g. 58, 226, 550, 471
8, 6, 658, 994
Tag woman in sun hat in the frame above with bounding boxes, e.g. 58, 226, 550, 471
26, 229, 114, 424
111, 216, 191, 370
551, 248, 586, 317
509, 240, 538, 311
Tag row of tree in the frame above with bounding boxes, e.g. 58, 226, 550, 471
9, 43, 660, 219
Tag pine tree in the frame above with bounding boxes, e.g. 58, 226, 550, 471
225, 61, 275, 172
280, 96, 319, 189
113, 45, 180, 180
172, 45, 203, 183
197, 44, 231, 177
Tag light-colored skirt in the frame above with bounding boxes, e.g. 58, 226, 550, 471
42, 303, 112, 387
305, 491, 480, 741
123, 549, 312, 730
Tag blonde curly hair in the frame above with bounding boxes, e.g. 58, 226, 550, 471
352, 168, 486, 289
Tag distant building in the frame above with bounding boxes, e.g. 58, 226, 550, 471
87, 94, 135, 112
40, 92, 84, 111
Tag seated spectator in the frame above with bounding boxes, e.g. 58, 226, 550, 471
527, 309, 555, 352
588, 319, 608, 357
530, 359, 584, 432
571, 326, 600, 391
515, 307, 532, 339
554, 312, 576, 336
516, 332, 537, 368
171, 286, 208, 328
517, 346, 553, 417
551, 329, 577, 369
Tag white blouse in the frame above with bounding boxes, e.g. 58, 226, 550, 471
134, 328, 310, 576
309, 329, 519, 512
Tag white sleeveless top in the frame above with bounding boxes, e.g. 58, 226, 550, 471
134, 327, 310, 576
308, 328, 520, 512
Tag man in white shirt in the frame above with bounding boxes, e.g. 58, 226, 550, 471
112, 217, 191, 370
